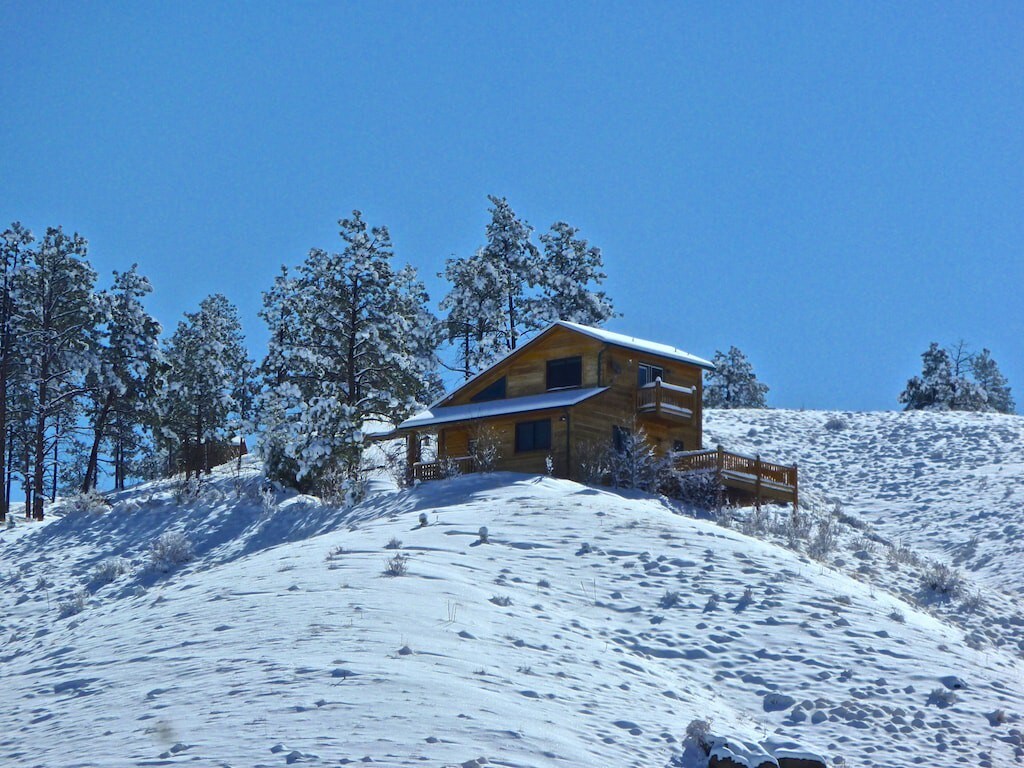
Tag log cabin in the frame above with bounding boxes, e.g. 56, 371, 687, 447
374, 321, 797, 507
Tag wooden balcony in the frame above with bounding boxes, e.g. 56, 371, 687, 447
636, 379, 695, 423
674, 445, 798, 509
412, 455, 475, 481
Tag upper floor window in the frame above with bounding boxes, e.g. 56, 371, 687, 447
638, 363, 664, 387
470, 376, 507, 403
546, 356, 582, 390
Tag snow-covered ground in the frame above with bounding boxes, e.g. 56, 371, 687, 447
1, 410, 1022, 767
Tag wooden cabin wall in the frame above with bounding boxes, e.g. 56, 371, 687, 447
435, 409, 572, 477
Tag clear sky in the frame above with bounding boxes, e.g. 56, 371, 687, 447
2, 1, 1021, 411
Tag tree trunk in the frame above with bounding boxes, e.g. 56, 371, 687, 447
51, 411, 59, 501
0, 360, 6, 522
31, 377, 47, 520
23, 442, 32, 520
82, 391, 114, 492
4, 429, 13, 520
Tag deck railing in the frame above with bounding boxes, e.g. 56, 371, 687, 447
674, 444, 798, 508
412, 455, 475, 481
636, 379, 695, 421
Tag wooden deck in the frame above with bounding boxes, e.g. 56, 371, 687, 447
674, 445, 798, 509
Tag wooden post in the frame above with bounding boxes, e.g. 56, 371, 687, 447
655, 377, 662, 416
406, 431, 419, 485
792, 463, 799, 514
715, 444, 724, 511
754, 454, 762, 511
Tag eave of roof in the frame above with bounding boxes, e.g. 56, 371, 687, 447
395, 387, 608, 431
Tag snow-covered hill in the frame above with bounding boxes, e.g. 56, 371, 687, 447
1, 411, 1022, 767
706, 409, 1024, 596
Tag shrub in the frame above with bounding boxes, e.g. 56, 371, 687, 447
824, 416, 848, 432
325, 545, 345, 561
384, 537, 402, 550
889, 608, 906, 623
469, 424, 501, 473
57, 590, 88, 619
807, 517, 837, 560
923, 562, 964, 598
67, 490, 111, 515
148, 531, 194, 572
927, 687, 958, 708
683, 718, 713, 754
659, 590, 680, 609
90, 557, 132, 587
383, 553, 408, 577
489, 595, 513, 607
575, 439, 610, 485
670, 468, 722, 510
317, 465, 367, 506
439, 456, 462, 479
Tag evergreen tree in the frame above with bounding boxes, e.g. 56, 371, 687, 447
534, 221, 616, 327
17, 227, 100, 519
259, 211, 441, 493
161, 294, 254, 477
81, 265, 163, 492
439, 249, 505, 379
703, 346, 769, 409
481, 195, 540, 353
971, 348, 1015, 414
900, 341, 1013, 413
0, 223, 33, 521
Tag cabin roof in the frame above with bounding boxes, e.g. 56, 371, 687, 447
397, 387, 608, 431
432, 320, 714, 409
554, 320, 715, 370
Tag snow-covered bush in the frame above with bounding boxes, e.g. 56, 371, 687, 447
477, 526, 489, 544
807, 517, 837, 560
67, 490, 110, 515
317, 465, 366, 507
469, 424, 501, 473
489, 595, 513, 607
439, 456, 462, 479
575, 439, 610, 485
258, 483, 277, 515
927, 687, 959, 708
173, 475, 202, 503
824, 416, 848, 431
683, 718, 713, 754
669, 468, 722, 510
608, 425, 664, 492
384, 537, 402, 550
57, 590, 88, 619
922, 562, 964, 598
89, 557, 132, 587
383, 553, 408, 577
148, 531, 194, 572
659, 590, 680, 609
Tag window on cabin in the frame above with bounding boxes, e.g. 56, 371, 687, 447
515, 419, 551, 452
673, 439, 685, 453
546, 356, 582, 390
638, 363, 664, 387
470, 376, 506, 402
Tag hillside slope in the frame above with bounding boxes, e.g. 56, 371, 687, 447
705, 409, 1024, 595
0, 413, 1022, 767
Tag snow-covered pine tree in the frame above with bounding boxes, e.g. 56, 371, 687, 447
534, 221, 616, 327
703, 346, 769, 409
946, 340, 987, 412
439, 249, 505, 379
81, 265, 163, 492
258, 211, 441, 494
971, 348, 1015, 414
479, 196, 540, 356
17, 227, 100, 519
608, 423, 663, 492
0, 223, 33, 521
161, 294, 254, 478
899, 343, 953, 411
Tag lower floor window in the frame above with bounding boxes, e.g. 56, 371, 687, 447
515, 419, 551, 452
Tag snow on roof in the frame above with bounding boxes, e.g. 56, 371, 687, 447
398, 387, 608, 430
555, 320, 715, 370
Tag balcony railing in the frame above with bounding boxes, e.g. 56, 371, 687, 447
412, 455, 475, 481
636, 379, 695, 422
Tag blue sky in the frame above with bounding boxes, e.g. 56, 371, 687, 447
2, 1, 1021, 411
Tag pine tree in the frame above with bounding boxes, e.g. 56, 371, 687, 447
17, 227, 100, 519
534, 221, 616, 327
703, 346, 769, 409
900, 343, 953, 411
259, 211, 441, 493
161, 294, 254, 477
971, 348, 1014, 414
0, 223, 33, 521
439, 250, 505, 379
81, 265, 163, 492
482, 195, 540, 353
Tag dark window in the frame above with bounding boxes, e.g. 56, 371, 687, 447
638, 363, 664, 387
470, 376, 506, 403
612, 425, 631, 452
515, 419, 552, 452
673, 439, 685, 452
547, 356, 582, 390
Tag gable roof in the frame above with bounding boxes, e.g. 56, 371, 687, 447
398, 387, 608, 431
554, 321, 715, 370
432, 320, 713, 409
